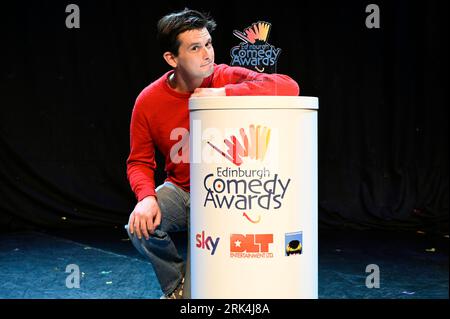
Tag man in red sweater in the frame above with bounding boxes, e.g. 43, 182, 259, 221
126, 9, 299, 299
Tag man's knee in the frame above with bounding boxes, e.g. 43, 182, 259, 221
156, 183, 181, 203
155, 183, 187, 232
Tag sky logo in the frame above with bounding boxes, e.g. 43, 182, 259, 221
195, 231, 220, 255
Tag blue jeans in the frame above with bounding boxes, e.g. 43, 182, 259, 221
125, 182, 190, 296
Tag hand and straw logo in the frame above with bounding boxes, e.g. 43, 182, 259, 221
207, 124, 271, 166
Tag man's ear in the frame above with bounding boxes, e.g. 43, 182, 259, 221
163, 51, 177, 68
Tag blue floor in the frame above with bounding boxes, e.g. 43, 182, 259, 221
0, 228, 447, 299
0, 231, 162, 298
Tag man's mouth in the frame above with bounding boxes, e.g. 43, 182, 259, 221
201, 61, 212, 67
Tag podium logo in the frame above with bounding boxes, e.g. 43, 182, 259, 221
195, 231, 220, 255
230, 21, 282, 73
230, 234, 274, 258
207, 124, 271, 166
285, 231, 303, 256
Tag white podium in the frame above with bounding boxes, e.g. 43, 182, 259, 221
189, 96, 318, 298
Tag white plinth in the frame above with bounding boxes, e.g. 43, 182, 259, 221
189, 96, 318, 299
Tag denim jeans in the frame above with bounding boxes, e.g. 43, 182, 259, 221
125, 182, 190, 297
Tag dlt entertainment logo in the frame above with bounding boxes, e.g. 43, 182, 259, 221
230, 234, 274, 258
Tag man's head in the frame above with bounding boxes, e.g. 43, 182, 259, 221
157, 9, 217, 56
158, 9, 217, 80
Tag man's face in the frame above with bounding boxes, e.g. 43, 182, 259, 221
174, 27, 215, 79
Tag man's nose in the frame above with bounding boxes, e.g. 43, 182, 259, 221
202, 47, 211, 59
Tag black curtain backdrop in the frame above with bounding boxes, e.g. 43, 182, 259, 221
0, 0, 448, 232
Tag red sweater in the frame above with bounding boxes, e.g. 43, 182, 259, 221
127, 64, 299, 201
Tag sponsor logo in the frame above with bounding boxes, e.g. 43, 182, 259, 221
285, 231, 302, 256
196, 231, 220, 255
230, 234, 274, 258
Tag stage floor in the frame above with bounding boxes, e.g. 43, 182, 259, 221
0, 228, 448, 299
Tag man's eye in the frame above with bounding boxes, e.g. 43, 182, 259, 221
192, 46, 199, 51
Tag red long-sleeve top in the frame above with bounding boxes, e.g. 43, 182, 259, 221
127, 64, 299, 201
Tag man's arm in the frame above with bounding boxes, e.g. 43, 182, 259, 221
126, 98, 157, 201
193, 64, 299, 97
221, 65, 300, 96
126, 97, 161, 239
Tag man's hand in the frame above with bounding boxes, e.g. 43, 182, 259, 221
128, 196, 161, 240
191, 87, 226, 97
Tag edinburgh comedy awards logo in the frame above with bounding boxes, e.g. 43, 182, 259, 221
230, 21, 281, 73
204, 124, 291, 224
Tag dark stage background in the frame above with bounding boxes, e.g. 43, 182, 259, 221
0, 0, 448, 233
